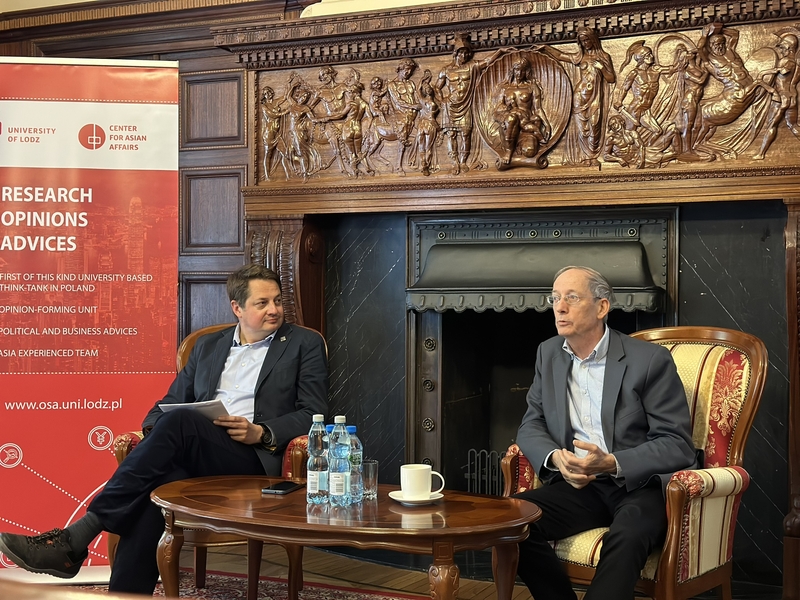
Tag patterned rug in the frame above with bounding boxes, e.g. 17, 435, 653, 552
84, 570, 429, 600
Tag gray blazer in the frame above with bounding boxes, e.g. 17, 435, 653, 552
516, 328, 698, 492
142, 322, 329, 475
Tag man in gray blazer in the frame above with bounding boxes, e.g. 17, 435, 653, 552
0, 264, 328, 595
515, 266, 697, 600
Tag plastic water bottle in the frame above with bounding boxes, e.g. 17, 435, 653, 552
347, 425, 363, 504
328, 415, 351, 507
325, 424, 334, 455
306, 414, 329, 505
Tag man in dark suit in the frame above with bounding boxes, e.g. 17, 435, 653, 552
0, 264, 328, 595
515, 265, 697, 600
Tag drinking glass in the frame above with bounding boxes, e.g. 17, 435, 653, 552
362, 460, 379, 500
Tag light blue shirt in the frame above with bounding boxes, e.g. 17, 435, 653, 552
547, 326, 621, 477
213, 325, 275, 423
563, 327, 610, 456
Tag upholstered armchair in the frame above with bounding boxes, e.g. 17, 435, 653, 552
106, 323, 312, 594
501, 326, 768, 600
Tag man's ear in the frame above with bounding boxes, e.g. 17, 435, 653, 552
597, 298, 611, 320
231, 299, 243, 319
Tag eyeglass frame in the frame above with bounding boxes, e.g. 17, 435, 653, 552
546, 294, 602, 306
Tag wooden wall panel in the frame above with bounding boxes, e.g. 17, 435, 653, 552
180, 273, 236, 337
181, 71, 245, 148
182, 167, 246, 253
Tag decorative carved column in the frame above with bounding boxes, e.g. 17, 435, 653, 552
785, 198, 800, 600
246, 214, 325, 333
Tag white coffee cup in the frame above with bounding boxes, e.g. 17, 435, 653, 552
400, 464, 445, 500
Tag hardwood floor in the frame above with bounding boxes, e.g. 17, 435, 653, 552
197, 544, 781, 600
198, 544, 536, 600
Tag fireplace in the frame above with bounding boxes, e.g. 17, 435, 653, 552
405, 208, 678, 493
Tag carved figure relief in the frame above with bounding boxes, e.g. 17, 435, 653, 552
753, 28, 800, 159
435, 34, 511, 174
534, 26, 616, 166
255, 22, 800, 184
693, 23, 779, 159
488, 56, 551, 168
260, 86, 289, 181
476, 51, 571, 169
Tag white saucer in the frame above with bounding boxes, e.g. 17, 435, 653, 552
388, 490, 444, 506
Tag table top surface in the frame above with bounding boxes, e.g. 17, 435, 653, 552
151, 476, 541, 537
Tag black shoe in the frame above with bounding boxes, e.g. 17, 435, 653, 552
0, 528, 88, 579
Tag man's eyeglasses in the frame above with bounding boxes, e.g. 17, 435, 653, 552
546, 294, 599, 306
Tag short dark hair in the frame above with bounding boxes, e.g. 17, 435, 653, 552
227, 264, 281, 308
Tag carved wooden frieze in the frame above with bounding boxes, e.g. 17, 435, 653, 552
248, 19, 800, 189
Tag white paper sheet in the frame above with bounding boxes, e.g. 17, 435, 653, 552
158, 399, 229, 420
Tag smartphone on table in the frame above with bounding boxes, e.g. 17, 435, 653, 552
261, 480, 305, 495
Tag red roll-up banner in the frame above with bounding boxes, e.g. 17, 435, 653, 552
0, 57, 179, 570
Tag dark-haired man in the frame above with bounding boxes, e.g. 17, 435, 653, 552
515, 265, 698, 600
0, 264, 328, 595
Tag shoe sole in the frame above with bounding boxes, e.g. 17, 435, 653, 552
0, 535, 81, 579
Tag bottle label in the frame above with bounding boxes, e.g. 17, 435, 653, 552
330, 472, 348, 495
307, 471, 320, 494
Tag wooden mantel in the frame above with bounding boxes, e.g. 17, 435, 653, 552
243, 170, 800, 215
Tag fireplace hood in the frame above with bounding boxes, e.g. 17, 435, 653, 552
406, 210, 676, 314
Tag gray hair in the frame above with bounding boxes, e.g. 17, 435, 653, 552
553, 266, 616, 322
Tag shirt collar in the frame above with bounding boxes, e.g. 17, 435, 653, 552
562, 325, 610, 362
232, 324, 277, 348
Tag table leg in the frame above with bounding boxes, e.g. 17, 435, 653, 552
284, 544, 304, 600
247, 539, 263, 600
428, 541, 459, 600
492, 543, 519, 600
156, 510, 184, 598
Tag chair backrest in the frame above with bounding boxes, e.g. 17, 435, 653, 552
630, 326, 768, 469
176, 323, 235, 372
177, 323, 328, 372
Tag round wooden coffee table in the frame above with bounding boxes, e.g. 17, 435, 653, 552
151, 476, 541, 600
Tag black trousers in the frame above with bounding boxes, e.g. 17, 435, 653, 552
88, 409, 270, 595
515, 476, 666, 600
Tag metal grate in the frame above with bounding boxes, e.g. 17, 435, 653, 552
466, 448, 504, 496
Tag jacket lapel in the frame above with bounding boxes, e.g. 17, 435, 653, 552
255, 322, 292, 391
552, 347, 574, 449
208, 327, 236, 395
601, 329, 626, 450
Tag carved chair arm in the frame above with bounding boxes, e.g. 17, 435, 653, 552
113, 431, 144, 465
660, 466, 750, 584
501, 444, 542, 497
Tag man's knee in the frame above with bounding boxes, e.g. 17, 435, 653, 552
151, 407, 213, 437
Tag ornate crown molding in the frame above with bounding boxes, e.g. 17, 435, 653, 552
214, 0, 800, 69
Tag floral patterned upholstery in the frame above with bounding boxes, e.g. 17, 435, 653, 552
501, 326, 768, 600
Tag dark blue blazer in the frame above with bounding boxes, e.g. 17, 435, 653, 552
142, 321, 329, 475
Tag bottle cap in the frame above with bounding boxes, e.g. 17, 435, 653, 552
312, 414, 324, 422
346, 425, 357, 433
334, 415, 347, 424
